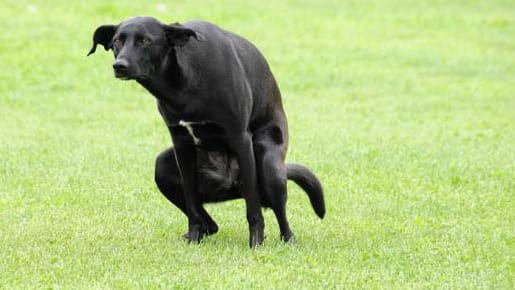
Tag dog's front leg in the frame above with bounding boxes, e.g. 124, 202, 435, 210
170, 127, 204, 243
232, 132, 265, 248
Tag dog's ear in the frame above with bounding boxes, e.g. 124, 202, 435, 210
164, 23, 205, 46
87, 25, 118, 56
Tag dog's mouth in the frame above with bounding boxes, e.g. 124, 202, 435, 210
114, 68, 133, 80
114, 69, 149, 81
116, 75, 132, 80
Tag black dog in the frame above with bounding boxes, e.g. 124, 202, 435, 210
88, 16, 324, 247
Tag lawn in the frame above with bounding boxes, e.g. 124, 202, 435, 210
1, 0, 513, 288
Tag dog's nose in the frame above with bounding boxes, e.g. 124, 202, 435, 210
113, 59, 129, 71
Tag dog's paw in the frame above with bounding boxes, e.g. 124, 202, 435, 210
249, 229, 265, 248
183, 230, 202, 244
281, 232, 297, 244
205, 223, 219, 236
182, 222, 219, 244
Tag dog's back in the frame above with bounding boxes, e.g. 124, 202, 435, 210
178, 21, 285, 131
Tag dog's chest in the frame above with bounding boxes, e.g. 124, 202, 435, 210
178, 120, 229, 150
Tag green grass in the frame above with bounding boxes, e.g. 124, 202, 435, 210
1, 0, 514, 288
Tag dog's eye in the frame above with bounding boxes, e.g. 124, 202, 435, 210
113, 38, 123, 48
138, 38, 151, 46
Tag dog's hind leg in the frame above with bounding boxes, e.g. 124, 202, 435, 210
155, 147, 219, 238
255, 137, 295, 243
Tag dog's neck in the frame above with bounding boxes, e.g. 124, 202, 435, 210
137, 48, 188, 105
161, 47, 185, 89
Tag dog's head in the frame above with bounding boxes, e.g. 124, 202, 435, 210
88, 16, 203, 80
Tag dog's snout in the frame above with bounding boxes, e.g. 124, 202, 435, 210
113, 59, 129, 71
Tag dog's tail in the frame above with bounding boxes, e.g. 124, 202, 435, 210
286, 163, 325, 219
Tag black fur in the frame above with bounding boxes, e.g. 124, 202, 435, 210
88, 17, 325, 247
